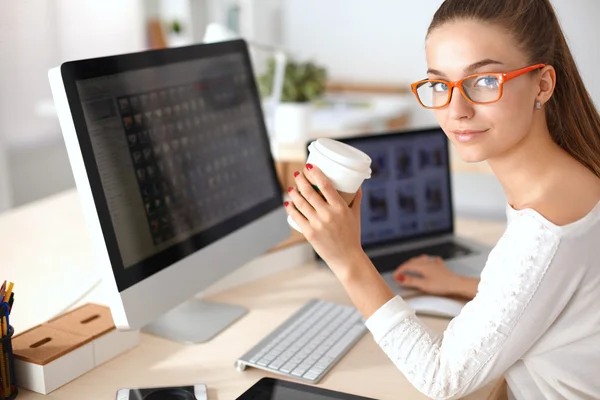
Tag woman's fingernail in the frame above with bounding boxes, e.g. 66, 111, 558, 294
294, 171, 300, 177
398, 275, 405, 283
288, 187, 293, 193
306, 163, 313, 170
284, 201, 289, 207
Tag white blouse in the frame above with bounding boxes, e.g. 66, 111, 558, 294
365, 201, 600, 400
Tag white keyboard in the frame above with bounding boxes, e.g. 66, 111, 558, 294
235, 299, 367, 384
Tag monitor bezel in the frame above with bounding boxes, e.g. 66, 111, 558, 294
60, 39, 283, 292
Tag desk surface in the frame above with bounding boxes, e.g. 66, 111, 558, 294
1, 190, 507, 400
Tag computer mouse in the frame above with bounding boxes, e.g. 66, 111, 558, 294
405, 295, 465, 318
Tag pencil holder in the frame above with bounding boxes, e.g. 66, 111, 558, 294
0, 325, 18, 400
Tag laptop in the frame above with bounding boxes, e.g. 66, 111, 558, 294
327, 127, 492, 296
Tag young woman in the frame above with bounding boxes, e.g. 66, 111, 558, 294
285, 0, 600, 398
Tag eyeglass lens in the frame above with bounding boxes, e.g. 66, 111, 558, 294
416, 75, 501, 108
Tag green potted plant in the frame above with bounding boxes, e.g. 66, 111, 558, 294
167, 19, 189, 47
258, 57, 327, 143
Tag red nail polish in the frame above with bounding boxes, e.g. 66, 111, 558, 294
398, 275, 405, 283
306, 163, 313, 170
294, 171, 300, 177
288, 187, 293, 193
284, 201, 289, 207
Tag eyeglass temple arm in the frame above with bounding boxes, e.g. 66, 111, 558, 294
502, 63, 546, 81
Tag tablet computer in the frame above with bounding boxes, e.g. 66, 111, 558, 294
236, 378, 378, 400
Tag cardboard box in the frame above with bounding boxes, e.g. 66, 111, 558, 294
12, 303, 139, 394
12, 325, 94, 394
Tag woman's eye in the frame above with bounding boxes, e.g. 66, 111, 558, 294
428, 82, 448, 92
474, 76, 499, 88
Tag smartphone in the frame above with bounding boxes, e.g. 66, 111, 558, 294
116, 383, 207, 400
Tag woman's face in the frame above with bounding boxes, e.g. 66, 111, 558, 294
425, 20, 540, 163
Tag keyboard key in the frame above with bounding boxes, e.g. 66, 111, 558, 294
292, 361, 316, 377
314, 359, 331, 369
326, 326, 364, 359
308, 365, 325, 376
280, 361, 298, 374
303, 370, 321, 381
256, 359, 270, 367
291, 362, 313, 377
268, 359, 286, 370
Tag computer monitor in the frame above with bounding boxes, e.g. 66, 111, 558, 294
48, 39, 289, 343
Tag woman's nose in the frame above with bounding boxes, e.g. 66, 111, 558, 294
447, 87, 475, 120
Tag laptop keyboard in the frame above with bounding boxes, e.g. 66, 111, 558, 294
370, 241, 473, 272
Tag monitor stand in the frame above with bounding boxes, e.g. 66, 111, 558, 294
142, 298, 247, 344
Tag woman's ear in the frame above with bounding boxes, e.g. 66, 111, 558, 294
537, 65, 556, 106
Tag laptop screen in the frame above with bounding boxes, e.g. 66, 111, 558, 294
338, 128, 453, 248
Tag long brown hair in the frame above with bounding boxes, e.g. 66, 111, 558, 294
428, 0, 600, 177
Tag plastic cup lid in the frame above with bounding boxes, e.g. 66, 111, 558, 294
310, 138, 372, 172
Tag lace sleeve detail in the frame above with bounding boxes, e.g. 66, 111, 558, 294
366, 213, 571, 399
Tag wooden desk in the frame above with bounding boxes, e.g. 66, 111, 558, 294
0, 190, 507, 400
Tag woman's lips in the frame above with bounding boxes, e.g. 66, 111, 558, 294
451, 129, 488, 143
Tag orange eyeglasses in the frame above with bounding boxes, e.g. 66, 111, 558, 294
411, 63, 546, 109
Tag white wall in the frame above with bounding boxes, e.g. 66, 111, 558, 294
54, 0, 146, 62
0, 0, 61, 150
283, 0, 441, 85
205, 0, 282, 46
281, 0, 600, 128
553, 0, 600, 109
8, 141, 75, 207
0, 5, 10, 211
0, 0, 147, 207
0, 142, 10, 213
1, 0, 146, 150
0, 0, 60, 211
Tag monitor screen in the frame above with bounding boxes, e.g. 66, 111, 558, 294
61, 41, 282, 291
340, 129, 453, 248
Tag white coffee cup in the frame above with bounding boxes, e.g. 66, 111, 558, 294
288, 138, 372, 232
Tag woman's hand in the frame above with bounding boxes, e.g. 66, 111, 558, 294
393, 255, 479, 299
285, 164, 364, 277
285, 164, 398, 319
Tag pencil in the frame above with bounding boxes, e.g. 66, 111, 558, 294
7, 293, 13, 314
2, 282, 13, 303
